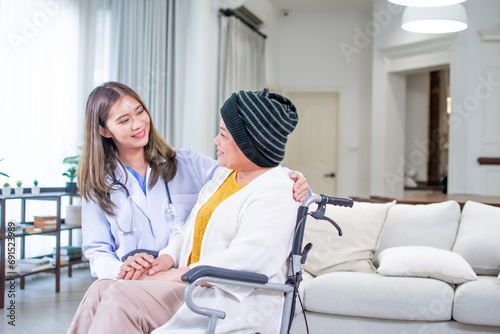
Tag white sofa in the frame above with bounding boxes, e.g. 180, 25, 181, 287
290, 200, 500, 334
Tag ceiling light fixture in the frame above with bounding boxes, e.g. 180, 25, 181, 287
388, 0, 466, 7
401, 4, 468, 34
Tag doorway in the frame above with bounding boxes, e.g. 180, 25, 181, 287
281, 91, 339, 195
404, 67, 449, 193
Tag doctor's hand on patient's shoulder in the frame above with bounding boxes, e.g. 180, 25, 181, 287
147, 254, 175, 276
116, 252, 155, 280
290, 171, 309, 202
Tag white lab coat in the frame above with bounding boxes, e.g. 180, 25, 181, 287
82, 148, 219, 279
153, 166, 300, 334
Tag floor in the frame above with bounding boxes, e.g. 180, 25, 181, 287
1, 265, 96, 334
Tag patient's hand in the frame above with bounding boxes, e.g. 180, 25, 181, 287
139, 266, 190, 283
147, 254, 175, 276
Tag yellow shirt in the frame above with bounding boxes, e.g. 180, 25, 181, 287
188, 171, 247, 265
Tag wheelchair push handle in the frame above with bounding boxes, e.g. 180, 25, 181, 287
301, 194, 353, 208
325, 196, 354, 208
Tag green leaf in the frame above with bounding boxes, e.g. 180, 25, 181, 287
62, 155, 80, 165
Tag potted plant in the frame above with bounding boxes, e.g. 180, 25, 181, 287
63, 166, 78, 193
15, 180, 23, 196
2, 182, 11, 197
62, 151, 80, 193
32, 180, 40, 196
62, 149, 82, 224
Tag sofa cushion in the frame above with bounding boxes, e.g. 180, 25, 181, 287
303, 201, 395, 276
377, 246, 477, 284
373, 200, 461, 263
452, 201, 500, 275
304, 271, 454, 321
453, 276, 500, 326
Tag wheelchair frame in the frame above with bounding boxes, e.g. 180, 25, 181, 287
181, 194, 353, 334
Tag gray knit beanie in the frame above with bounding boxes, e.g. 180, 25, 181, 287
220, 88, 298, 167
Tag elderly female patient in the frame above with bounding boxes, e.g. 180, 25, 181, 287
68, 88, 300, 334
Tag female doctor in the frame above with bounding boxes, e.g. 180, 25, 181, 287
78, 82, 309, 280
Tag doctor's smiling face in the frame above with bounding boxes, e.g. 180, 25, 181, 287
99, 95, 151, 154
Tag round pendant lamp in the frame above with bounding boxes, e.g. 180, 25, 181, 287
389, 0, 465, 6
401, 4, 468, 33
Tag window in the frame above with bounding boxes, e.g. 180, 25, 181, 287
0, 0, 84, 189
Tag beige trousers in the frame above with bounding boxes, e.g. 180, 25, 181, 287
67, 279, 186, 334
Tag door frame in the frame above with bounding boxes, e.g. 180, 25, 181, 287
372, 35, 456, 198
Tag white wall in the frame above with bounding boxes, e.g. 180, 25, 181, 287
371, 0, 500, 197
265, 9, 373, 197
200, 0, 500, 197
452, 1, 500, 196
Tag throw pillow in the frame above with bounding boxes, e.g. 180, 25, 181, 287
373, 200, 461, 264
377, 246, 477, 284
452, 201, 500, 275
303, 200, 395, 276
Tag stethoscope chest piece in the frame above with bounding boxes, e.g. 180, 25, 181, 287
165, 182, 177, 217
168, 203, 177, 217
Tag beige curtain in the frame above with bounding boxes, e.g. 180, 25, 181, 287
217, 14, 266, 112
108, 0, 176, 142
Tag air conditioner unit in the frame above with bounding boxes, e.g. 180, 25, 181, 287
219, 0, 273, 29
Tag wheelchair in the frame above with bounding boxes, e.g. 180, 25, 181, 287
180, 194, 353, 334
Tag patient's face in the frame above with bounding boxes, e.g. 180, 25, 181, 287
213, 119, 248, 170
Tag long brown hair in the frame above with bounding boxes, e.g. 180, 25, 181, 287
78, 82, 177, 216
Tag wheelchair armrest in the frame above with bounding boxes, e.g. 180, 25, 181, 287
181, 265, 268, 284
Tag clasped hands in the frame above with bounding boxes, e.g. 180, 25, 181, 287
117, 253, 189, 282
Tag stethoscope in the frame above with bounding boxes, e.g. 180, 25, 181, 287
109, 174, 177, 235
